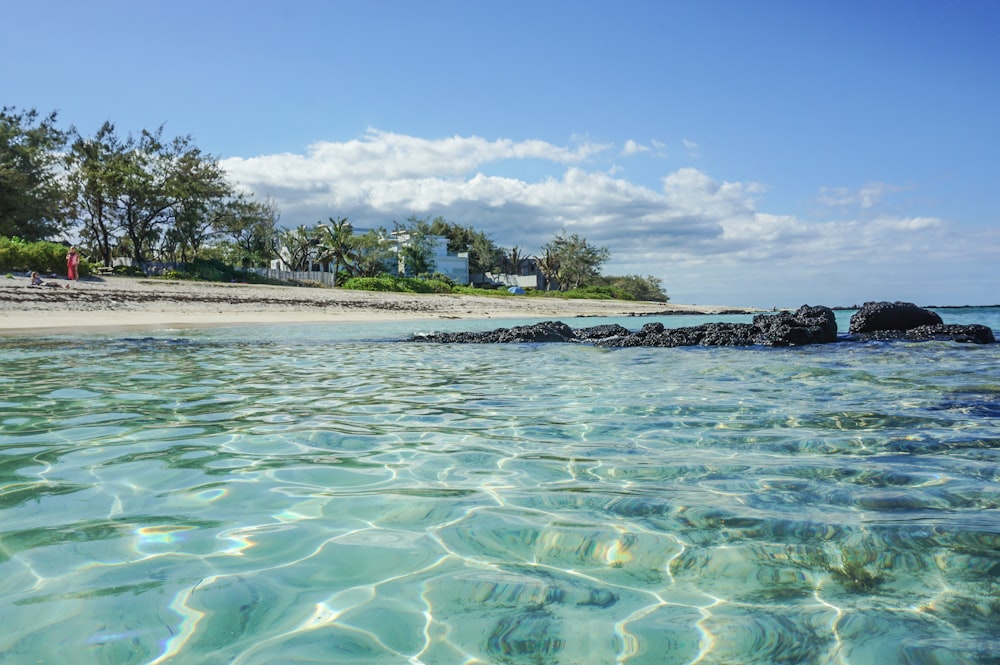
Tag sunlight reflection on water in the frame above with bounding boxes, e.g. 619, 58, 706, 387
0, 310, 998, 664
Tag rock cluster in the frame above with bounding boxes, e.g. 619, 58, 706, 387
411, 301, 995, 347
848, 301, 994, 344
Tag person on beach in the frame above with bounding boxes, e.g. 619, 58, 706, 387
29, 271, 69, 288
66, 247, 80, 281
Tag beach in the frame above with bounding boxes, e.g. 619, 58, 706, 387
0, 274, 746, 332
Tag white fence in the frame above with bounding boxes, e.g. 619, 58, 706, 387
248, 268, 337, 287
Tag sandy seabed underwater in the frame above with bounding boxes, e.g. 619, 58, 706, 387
1, 309, 998, 664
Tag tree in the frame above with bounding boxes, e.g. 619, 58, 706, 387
427, 216, 502, 275
67, 123, 232, 267
395, 216, 436, 277
163, 137, 233, 260
214, 194, 279, 267
114, 127, 230, 266
533, 247, 560, 291
0, 106, 69, 240
164, 197, 220, 262
351, 228, 395, 277
315, 216, 355, 285
66, 122, 122, 266
499, 245, 530, 278
272, 224, 320, 271
592, 274, 669, 302
538, 230, 610, 291
467, 230, 503, 275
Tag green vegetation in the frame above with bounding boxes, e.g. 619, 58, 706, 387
1, 104, 670, 302
0, 108, 68, 241
536, 230, 610, 291
0, 237, 92, 276
155, 258, 281, 285
340, 275, 453, 294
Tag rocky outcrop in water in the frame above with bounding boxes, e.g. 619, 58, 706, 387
411, 301, 995, 347
848, 301, 943, 333
848, 323, 995, 344
413, 305, 839, 347
846, 301, 995, 344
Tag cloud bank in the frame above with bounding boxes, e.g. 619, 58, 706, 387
221, 130, 997, 307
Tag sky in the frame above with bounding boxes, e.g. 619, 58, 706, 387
3, 0, 998, 307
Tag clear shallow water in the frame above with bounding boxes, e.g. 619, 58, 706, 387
1, 309, 998, 665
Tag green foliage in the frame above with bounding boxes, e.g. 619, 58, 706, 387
351, 228, 396, 277
340, 276, 397, 292
176, 258, 227, 282
150, 257, 254, 283
425, 272, 454, 286
340, 275, 453, 294
419, 278, 454, 293
66, 121, 234, 267
112, 264, 146, 277
0, 107, 70, 240
427, 215, 503, 274
199, 194, 277, 268
315, 217, 357, 286
0, 237, 91, 276
451, 284, 518, 297
396, 216, 437, 277
559, 285, 633, 300
591, 274, 669, 302
538, 231, 610, 291
272, 225, 321, 271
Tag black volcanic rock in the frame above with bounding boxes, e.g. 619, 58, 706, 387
413, 320, 577, 344
411, 302, 993, 347
849, 301, 943, 334
852, 323, 995, 344
752, 305, 839, 346
610, 305, 838, 347
575, 324, 632, 341
412, 306, 841, 347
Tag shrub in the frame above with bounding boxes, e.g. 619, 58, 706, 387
560, 285, 633, 300
451, 284, 515, 297
0, 237, 92, 276
340, 276, 399, 292
340, 275, 455, 294
113, 265, 146, 277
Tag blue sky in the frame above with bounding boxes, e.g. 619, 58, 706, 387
4, 0, 998, 307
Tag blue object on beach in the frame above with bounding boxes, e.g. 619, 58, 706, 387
508, 286, 525, 295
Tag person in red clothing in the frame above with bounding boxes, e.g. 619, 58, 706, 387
66, 246, 80, 280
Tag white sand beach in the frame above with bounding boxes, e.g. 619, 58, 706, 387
0, 274, 750, 333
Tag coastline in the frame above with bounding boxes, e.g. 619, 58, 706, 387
0, 275, 753, 334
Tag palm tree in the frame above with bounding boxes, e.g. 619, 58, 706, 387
316, 216, 355, 286
533, 248, 559, 291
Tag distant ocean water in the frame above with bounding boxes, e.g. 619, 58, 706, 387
1, 308, 998, 665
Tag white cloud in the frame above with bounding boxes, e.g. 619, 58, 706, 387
621, 139, 650, 155
682, 139, 699, 158
221, 130, 996, 307
817, 181, 909, 209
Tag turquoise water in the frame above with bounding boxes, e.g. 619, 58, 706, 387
1, 308, 998, 665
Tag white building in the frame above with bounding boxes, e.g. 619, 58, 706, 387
391, 232, 469, 284
268, 230, 469, 285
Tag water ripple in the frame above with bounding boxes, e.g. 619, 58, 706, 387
1, 318, 998, 664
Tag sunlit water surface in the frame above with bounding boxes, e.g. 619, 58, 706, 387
1, 309, 998, 665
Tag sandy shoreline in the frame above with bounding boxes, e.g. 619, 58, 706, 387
0, 274, 752, 334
